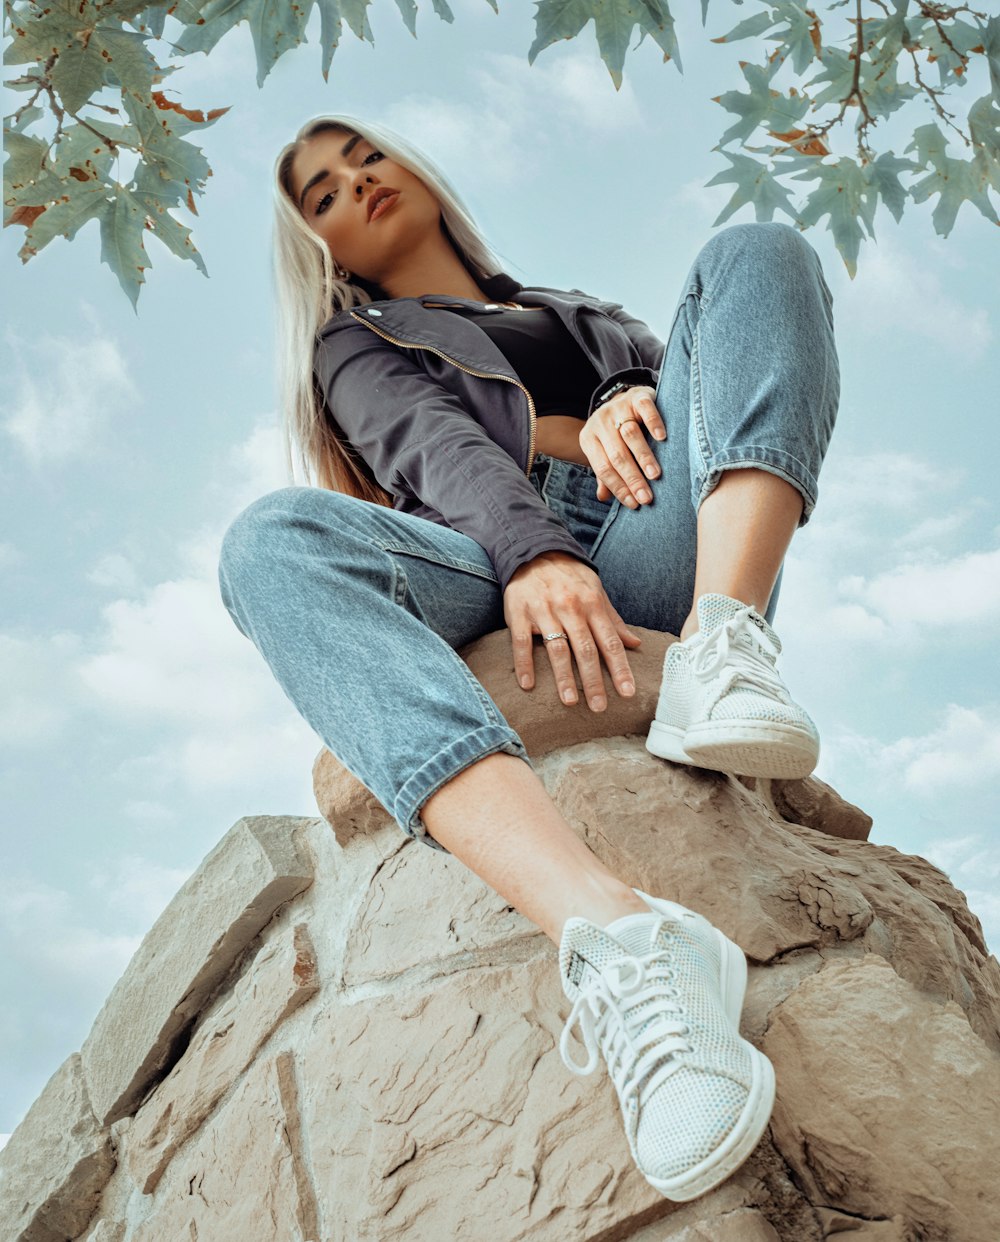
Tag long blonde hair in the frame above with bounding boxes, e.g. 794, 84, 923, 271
273, 114, 507, 502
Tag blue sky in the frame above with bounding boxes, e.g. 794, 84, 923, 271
3, 0, 999, 1141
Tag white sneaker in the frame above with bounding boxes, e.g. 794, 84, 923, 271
646, 593, 819, 779
558, 893, 775, 1202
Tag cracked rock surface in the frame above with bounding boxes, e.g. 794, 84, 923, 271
2, 627, 997, 1241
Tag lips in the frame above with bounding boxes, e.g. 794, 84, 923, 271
367, 188, 400, 222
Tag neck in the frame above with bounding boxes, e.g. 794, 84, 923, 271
379, 230, 490, 301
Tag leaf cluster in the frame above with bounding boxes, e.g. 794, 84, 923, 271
4, 0, 999, 304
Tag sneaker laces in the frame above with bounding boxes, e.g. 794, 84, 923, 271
560, 921, 694, 1116
690, 608, 789, 715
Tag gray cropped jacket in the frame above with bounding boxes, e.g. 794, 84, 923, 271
313, 269, 667, 591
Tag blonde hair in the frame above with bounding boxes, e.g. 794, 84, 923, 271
273, 113, 507, 503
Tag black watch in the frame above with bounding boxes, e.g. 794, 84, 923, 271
595, 379, 636, 407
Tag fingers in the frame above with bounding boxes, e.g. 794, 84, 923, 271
588, 427, 653, 509
632, 387, 667, 444
537, 605, 639, 713
504, 557, 639, 713
582, 387, 665, 508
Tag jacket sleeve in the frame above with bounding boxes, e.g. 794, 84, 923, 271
314, 323, 600, 592
570, 289, 667, 417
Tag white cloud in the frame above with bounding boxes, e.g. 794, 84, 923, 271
88, 856, 193, 927
74, 420, 317, 797
384, 50, 642, 189
88, 553, 142, 593
842, 547, 1000, 631
0, 877, 141, 1005
877, 704, 1000, 795
0, 632, 82, 745
2, 309, 139, 463
835, 231, 993, 360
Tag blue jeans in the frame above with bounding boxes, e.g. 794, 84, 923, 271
219, 223, 839, 849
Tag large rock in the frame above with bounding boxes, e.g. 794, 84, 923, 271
80, 815, 316, 1126
2, 629, 996, 1242
312, 626, 874, 849
0, 1053, 114, 1242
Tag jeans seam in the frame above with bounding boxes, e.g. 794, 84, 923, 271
690, 297, 713, 478
380, 542, 498, 583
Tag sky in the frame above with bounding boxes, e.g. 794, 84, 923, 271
3, 0, 999, 1142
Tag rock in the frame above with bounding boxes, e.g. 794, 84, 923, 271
80, 815, 316, 1126
0, 1053, 114, 1242
129, 1054, 315, 1242
5, 627, 998, 1241
769, 773, 873, 841
314, 625, 673, 845
313, 626, 873, 849
762, 953, 1000, 1242
126, 923, 319, 1193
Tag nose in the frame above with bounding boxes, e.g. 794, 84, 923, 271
354, 174, 376, 198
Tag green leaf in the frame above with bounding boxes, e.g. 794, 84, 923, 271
392, 0, 418, 37
315, 0, 375, 80
905, 122, 999, 236
919, 17, 986, 90
20, 179, 111, 257
175, 0, 311, 88
713, 58, 808, 147
99, 184, 150, 308
864, 150, 920, 225
3, 5, 78, 66
968, 93, 998, 167
50, 37, 110, 114
703, 150, 799, 227
710, 10, 775, 48
8, 105, 46, 134
91, 27, 158, 97
791, 158, 871, 277
123, 90, 212, 199
979, 14, 1000, 102
768, 1, 824, 75
131, 170, 209, 275
49, 122, 119, 184
3, 132, 50, 193
529, 0, 682, 91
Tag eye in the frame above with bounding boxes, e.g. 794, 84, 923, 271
314, 150, 385, 215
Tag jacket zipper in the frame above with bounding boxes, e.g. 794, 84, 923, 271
348, 311, 538, 475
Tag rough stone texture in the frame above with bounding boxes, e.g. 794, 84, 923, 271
5, 627, 998, 1241
0, 1053, 114, 1242
126, 922, 319, 1193
129, 1055, 313, 1242
81, 814, 316, 1126
763, 953, 1000, 1242
313, 625, 872, 850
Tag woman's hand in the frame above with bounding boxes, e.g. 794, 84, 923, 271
579, 385, 666, 506
503, 551, 642, 711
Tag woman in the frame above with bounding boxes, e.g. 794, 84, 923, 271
218, 113, 839, 1203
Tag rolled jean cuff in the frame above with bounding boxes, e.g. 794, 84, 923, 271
695, 446, 819, 527
397, 725, 534, 851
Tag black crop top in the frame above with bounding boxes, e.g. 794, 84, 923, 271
448, 305, 601, 420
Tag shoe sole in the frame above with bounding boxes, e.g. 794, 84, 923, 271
634, 895, 776, 1202
646, 718, 817, 780
683, 721, 818, 780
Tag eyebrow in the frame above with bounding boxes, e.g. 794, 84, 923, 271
297, 134, 363, 213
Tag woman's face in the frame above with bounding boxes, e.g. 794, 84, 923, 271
288, 128, 442, 286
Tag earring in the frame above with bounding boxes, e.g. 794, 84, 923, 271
334, 263, 350, 281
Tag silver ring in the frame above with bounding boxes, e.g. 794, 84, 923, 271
542, 631, 568, 643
